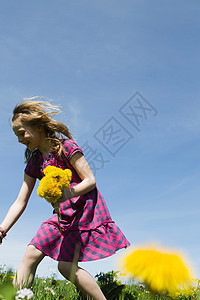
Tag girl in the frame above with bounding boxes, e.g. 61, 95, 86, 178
0, 98, 130, 300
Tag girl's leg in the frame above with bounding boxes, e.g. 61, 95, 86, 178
14, 245, 45, 288
58, 261, 106, 300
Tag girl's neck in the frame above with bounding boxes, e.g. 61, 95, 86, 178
40, 149, 52, 159
38, 140, 52, 158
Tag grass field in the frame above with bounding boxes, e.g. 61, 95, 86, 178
0, 266, 199, 299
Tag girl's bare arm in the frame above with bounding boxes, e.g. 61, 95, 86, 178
0, 173, 36, 240
59, 152, 96, 201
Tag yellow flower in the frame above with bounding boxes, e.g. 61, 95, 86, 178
37, 166, 72, 203
37, 166, 72, 233
120, 245, 194, 295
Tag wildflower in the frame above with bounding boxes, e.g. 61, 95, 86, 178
37, 166, 72, 232
15, 288, 34, 299
120, 245, 194, 295
44, 287, 55, 295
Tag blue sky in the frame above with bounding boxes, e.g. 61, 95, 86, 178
0, 0, 200, 280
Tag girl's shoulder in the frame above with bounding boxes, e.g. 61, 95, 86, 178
61, 138, 84, 160
24, 149, 42, 178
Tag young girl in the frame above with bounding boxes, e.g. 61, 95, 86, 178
0, 99, 130, 300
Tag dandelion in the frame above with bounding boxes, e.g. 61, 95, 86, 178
44, 287, 55, 295
120, 245, 194, 295
15, 288, 33, 299
37, 166, 72, 232
37, 166, 72, 202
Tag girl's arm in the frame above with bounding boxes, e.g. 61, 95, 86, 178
0, 173, 36, 242
59, 152, 96, 201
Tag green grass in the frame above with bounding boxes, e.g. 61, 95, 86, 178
0, 266, 199, 300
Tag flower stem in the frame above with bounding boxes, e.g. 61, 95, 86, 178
54, 202, 63, 234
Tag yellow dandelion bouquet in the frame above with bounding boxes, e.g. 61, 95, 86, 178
37, 166, 72, 233
120, 245, 194, 296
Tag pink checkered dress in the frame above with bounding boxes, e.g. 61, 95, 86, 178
25, 138, 130, 262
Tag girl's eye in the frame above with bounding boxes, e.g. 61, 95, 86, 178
17, 131, 25, 137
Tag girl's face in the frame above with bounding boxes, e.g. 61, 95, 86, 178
12, 120, 45, 152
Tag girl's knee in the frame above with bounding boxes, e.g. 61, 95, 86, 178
23, 245, 45, 265
57, 261, 68, 274
57, 261, 76, 279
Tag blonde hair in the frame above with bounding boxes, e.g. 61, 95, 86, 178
12, 97, 73, 162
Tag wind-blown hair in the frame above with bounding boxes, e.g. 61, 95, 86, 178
12, 97, 73, 162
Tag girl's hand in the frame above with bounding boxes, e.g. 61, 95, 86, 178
57, 188, 74, 203
57, 189, 68, 203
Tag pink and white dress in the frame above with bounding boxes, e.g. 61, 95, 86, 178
25, 138, 130, 262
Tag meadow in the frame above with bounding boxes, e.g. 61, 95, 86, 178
0, 266, 199, 300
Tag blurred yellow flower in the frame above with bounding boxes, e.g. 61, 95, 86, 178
37, 166, 72, 233
120, 245, 194, 295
